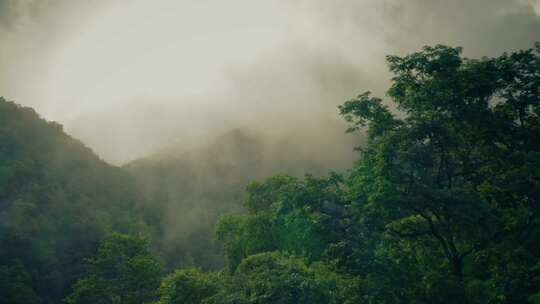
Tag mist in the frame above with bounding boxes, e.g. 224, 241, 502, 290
1, 0, 539, 164
2, 2, 540, 301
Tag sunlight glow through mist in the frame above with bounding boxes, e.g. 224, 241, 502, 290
42, 0, 294, 120
1, 0, 539, 164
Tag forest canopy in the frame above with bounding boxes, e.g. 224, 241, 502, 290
1, 43, 539, 303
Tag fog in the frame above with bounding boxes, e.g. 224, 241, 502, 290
2, 0, 540, 275
1, 0, 540, 164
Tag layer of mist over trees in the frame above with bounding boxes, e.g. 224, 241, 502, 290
125, 127, 358, 271
1, 43, 540, 303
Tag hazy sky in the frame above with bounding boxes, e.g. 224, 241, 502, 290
1, 0, 540, 164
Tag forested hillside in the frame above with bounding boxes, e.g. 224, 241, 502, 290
1, 43, 540, 304
0, 99, 150, 303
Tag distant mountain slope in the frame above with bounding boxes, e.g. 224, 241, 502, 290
125, 127, 358, 270
0, 97, 147, 304
0, 96, 359, 302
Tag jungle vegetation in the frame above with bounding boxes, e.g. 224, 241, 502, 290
1, 43, 539, 303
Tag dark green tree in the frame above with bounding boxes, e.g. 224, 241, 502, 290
156, 268, 219, 304
0, 261, 41, 304
0, 98, 151, 303
64, 233, 162, 304
216, 174, 343, 271
213, 43, 540, 304
339, 43, 540, 302
206, 252, 334, 304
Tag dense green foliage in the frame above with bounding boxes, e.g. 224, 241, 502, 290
1, 43, 539, 303
156, 268, 218, 304
209, 43, 540, 303
336, 43, 540, 303
206, 252, 341, 304
0, 261, 40, 304
65, 233, 161, 304
0, 99, 151, 303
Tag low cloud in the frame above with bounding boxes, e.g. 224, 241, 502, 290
0, 0, 539, 164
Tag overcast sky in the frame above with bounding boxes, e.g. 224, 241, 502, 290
1, 0, 539, 164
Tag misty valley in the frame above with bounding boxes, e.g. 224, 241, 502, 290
1, 42, 540, 304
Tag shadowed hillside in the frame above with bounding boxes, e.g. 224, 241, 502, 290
0, 98, 149, 304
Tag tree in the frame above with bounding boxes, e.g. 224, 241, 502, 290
206, 252, 332, 304
0, 98, 151, 304
216, 174, 344, 271
156, 268, 219, 304
0, 261, 41, 304
339, 43, 540, 302
64, 233, 162, 304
